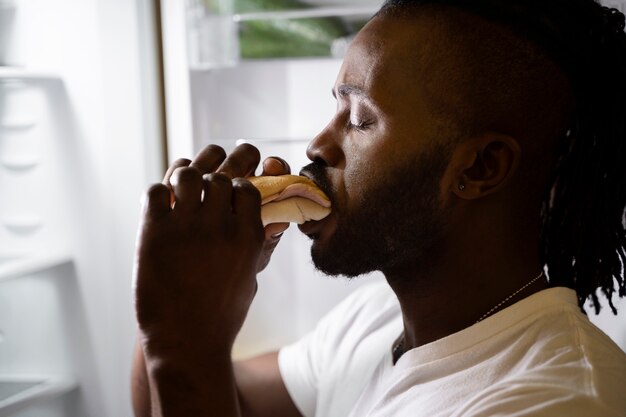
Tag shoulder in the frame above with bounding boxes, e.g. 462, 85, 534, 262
277, 280, 401, 417
454, 381, 625, 417
314, 280, 400, 341
521, 291, 626, 379
456, 293, 626, 417
278, 279, 401, 370
327, 279, 398, 319
279, 279, 400, 361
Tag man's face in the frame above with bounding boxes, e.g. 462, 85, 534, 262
300, 15, 454, 277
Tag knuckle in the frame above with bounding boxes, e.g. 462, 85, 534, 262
205, 144, 226, 159
146, 183, 169, 199
236, 142, 260, 156
205, 172, 233, 184
172, 158, 192, 167
233, 178, 261, 199
170, 167, 201, 187
175, 166, 202, 181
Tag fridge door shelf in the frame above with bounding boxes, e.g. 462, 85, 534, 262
2, 216, 43, 235
0, 253, 72, 283
0, 68, 62, 83
0, 375, 77, 416
1, 155, 40, 171
0, 117, 37, 131
187, 4, 378, 69
233, 5, 379, 22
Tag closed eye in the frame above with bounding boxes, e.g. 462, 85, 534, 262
348, 119, 373, 131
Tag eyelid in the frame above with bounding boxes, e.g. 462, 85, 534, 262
334, 99, 376, 130
351, 108, 374, 125
347, 116, 374, 131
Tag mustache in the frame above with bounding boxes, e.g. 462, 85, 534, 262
299, 163, 335, 205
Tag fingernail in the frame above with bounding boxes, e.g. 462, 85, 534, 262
269, 157, 287, 168
271, 232, 284, 239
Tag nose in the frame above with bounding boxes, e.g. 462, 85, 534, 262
306, 124, 343, 167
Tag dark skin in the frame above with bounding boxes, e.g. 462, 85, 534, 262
132, 147, 301, 417
133, 13, 550, 417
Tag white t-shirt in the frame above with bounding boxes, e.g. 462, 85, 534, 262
278, 281, 626, 417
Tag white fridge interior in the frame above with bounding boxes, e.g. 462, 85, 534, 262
0, 0, 163, 416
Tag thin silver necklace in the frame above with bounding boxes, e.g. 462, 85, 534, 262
392, 271, 545, 364
475, 271, 545, 323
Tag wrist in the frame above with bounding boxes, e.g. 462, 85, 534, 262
139, 328, 234, 362
146, 350, 239, 416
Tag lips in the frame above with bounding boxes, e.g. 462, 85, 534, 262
297, 164, 337, 238
297, 210, 333, 237
299, 167, 335, 207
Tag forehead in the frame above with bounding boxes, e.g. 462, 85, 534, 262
335, 14, 440, 110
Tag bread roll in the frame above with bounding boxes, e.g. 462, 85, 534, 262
249, 175, 331, 226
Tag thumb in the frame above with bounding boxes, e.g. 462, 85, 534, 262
261, 157, 291, 176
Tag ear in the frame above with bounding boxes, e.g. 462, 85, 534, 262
447, 134, 521, 200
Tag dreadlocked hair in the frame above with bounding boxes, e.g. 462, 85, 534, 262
378, 0, 626, 314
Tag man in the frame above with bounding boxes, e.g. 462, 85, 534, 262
132, 0, 626, 415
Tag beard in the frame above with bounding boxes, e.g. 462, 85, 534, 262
302, 142, 451, 278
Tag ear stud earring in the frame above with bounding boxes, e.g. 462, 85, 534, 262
458, 183, 466, 191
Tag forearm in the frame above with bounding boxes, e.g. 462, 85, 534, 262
146, 350, 241, 417
132, 338, 152, 417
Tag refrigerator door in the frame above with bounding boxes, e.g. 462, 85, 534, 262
1, 0, 165, 416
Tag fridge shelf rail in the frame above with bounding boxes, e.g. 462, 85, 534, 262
0, 253, 73, 283
233, 5, 379, 22
0, 155, 41, 171
0, 67, 62, 82
0, 375, 77, 416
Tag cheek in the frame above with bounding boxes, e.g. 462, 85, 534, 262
342, 149, 391, 209
340, 126, 414, 207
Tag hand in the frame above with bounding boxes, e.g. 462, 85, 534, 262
134, 144, 285, 359
162, 146, 291, 273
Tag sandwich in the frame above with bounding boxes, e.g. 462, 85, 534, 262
248, 175, 332, 226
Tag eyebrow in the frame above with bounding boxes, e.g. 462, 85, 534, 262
332, 84, 370, 100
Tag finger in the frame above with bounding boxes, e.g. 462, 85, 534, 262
232, 178, 262, 230
142, 183, 171, 220
216, 143, 261, 179
163, 159, 192, 207
202, 173, 233, 222
261, 157, 291, 176
264, 223, 289, 240
189, 144, 227, 175
162, 158, 191, 186
170, 167, 203, 213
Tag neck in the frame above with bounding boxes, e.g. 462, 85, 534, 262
384, 229, 547, 353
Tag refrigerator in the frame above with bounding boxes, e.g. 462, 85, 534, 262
0, 0, 625, 416
0, 0, 164, 415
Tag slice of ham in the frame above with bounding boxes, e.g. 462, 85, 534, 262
248, 175, 332, 225
261, 183, 331, 208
